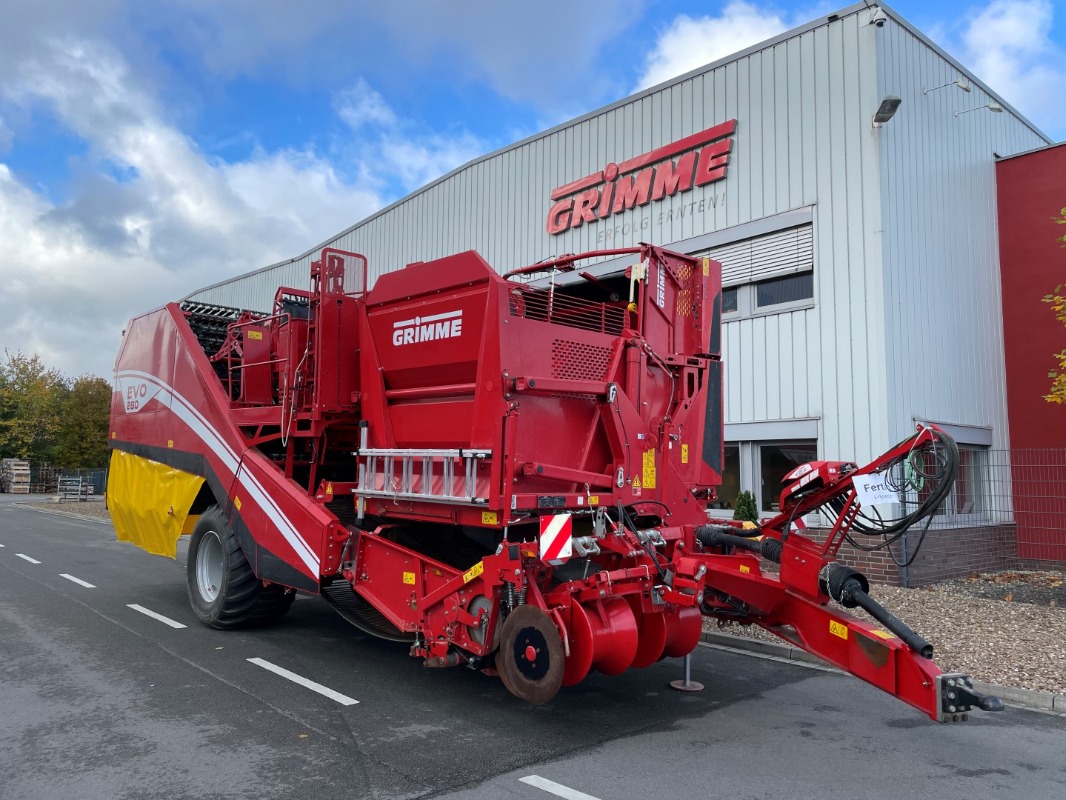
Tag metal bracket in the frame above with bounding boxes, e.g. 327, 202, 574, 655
935, 673, 1004, 722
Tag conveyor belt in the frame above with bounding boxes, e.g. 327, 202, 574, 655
321, 582, 415, 643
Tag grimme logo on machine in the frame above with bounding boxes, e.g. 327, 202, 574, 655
545, 119, 737, 236
392, 310, 463, 346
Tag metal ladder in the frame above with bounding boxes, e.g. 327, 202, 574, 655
355, 425, 491, 513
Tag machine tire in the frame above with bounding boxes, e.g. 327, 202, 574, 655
186, 505, 295, 629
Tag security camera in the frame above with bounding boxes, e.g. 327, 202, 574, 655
870, 7, 888, 27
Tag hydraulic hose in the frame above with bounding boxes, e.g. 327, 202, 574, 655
821, 563, 933, 659
695, 526, 782, 564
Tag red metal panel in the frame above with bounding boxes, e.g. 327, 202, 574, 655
111, 304, 335, 586
996, 144, 1066, 563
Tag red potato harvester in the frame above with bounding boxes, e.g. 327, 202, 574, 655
108, 243, 1001, 721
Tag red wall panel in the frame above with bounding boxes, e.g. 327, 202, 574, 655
996, 143, 1066, 563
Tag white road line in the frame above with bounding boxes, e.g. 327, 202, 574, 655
247, 658, 359, 706
59, 573, 96, 588
127, 604, 187, 629
15, 553, 41, 564
519, 776, 603, 800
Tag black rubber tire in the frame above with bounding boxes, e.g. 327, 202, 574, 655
186, 505, 295, 629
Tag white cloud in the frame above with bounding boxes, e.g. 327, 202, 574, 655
146, 0, 644, 114
957, 0, 1066, 136
0, 38, 388, 379
334, 78, 397, 130
634, 2, 788, 91
332, 80, 486, 193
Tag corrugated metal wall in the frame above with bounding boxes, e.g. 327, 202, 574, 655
877, 18, 1047, 452
187, 6, 881, 458
184, 2, 1049, 466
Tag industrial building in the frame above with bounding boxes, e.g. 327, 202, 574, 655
184, 2, 1061, 580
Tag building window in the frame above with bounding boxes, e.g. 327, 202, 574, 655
758, 441, 819, 512
710, 445, 741, 510
706, 438, 819, 517
693, 222, 815, 321
722, 287, 738, 314
755, 272, 814, 308
932, 445, 989, 518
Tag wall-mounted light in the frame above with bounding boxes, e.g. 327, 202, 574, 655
955, 101, 1004, 118
924, 78, 972, 95
872, 96, 902, 127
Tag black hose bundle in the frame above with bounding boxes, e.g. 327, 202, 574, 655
826, 430, 960, 568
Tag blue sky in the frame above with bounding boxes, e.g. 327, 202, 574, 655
1, 0, 1063, 379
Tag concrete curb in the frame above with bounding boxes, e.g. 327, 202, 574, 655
700, 630, 1066, 715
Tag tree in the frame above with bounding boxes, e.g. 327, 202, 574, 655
0, 351, 68, 463
733, 489, 759, 522
1045, 285, 1066, 405
1048, 207, 1066, 405
54, 375, 112, 468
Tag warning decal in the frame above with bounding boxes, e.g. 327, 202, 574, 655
462, 561, 485, 584
642, 450, 657, 490
539, 513, 573, 565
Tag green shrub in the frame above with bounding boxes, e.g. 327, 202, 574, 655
733, 490, 758, 522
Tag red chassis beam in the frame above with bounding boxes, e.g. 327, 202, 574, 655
674, 425, 1001, 722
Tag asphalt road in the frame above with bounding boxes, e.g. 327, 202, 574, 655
1, 502, 1065, 800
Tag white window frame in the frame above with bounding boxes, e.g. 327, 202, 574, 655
909, 421, 995, 528
707, 419, 821, 521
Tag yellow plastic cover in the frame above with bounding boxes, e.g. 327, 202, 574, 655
107, 449, 206, 559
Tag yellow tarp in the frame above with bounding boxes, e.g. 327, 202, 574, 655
107, 449, 206, 559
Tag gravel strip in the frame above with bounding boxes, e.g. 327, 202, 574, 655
20, 500, 112, 521
707, 574, 1066, 695
16, 501, 1066, 693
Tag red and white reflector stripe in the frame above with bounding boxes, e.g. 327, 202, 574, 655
539, 513, 573, 565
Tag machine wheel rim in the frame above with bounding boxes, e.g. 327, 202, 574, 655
497, 605, 564, 704
196, 530, 225, 604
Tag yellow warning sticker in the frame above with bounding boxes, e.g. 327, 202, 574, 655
870, 629, 895, 640
463, 561, 485, 584
326, 482, 333, 494
681, 444, 689, 464
702, 257, 710, 277
642, 449, 657, 489
402, 571, 416, 585
111, 431, 116, 439
588, 495, 599, 506
233, 496, 242, 511
167, 439, 174, 449
829, 620, 849, 640
739, 564, 751, 574
247, 330, 263, 341
632, 477, 642, 490
481, 511, 498, 525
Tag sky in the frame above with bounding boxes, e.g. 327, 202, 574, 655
0, 0, 1063, 380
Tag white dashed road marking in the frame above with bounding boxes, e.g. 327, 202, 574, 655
15, 553, 41, 564
519, 776, 603, 800
127, 604, 187, 629
59, 573, 96, 588
247, 657, 359, 706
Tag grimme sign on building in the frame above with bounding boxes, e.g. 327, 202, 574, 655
545, 119, 737, 235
